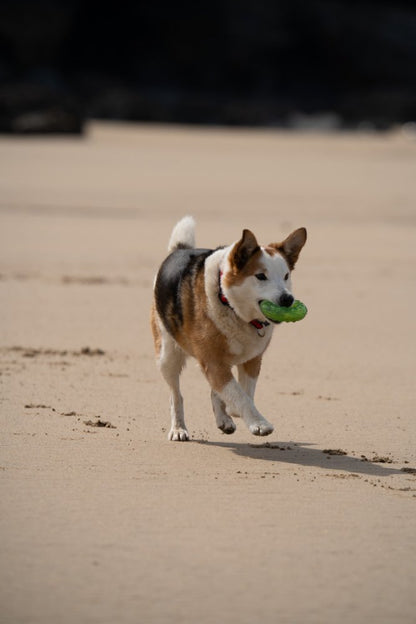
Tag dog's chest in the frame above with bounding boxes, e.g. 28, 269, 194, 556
223, 323, 272, 364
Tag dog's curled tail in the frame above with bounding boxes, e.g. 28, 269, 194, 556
168, 215, 196, 252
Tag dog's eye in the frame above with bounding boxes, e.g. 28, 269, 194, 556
284, 273, 289, 281
255, 273, 267, 281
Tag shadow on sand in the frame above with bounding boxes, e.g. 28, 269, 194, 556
191, 439, 405, 477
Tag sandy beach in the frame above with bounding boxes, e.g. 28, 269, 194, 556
1, 121, 415, 624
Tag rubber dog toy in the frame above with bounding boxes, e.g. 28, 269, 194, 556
260, 299, 307, 323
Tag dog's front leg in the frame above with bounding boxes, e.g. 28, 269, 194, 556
211, 390, 237, 434
237, 356, 261, 401
204, 363, 273, 437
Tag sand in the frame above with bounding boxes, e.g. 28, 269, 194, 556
1, 122, 415, 624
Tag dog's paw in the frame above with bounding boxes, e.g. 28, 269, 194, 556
218, 419, 237, 435
249, 420, 274, 436
168, 427, 189, 441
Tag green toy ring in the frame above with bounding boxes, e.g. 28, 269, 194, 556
260, 299, 308, 323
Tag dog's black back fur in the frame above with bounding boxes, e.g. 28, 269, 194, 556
154, 248, 214, 335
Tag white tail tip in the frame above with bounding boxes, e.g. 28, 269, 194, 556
168, 216, 196, 252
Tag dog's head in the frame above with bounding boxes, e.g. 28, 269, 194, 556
222, 227, 307, 324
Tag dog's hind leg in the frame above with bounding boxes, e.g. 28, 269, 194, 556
152, 310, 188, 441
160, 337, 188, 441
211, 390, 236, 434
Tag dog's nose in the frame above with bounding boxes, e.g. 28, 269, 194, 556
279, 293, 294, 307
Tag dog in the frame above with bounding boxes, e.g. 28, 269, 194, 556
151, 216, 307, 441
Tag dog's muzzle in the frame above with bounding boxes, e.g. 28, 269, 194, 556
278, 293, 294, 308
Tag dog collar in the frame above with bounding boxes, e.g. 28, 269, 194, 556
218, 272, 270, 334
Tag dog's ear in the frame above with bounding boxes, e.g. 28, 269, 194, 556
229, 229, 260, 271
269, 227, 307, 270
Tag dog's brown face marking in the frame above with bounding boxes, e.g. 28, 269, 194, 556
223, 251, 265, 288
223, 229, 266, 288
264, 246, 279, 257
